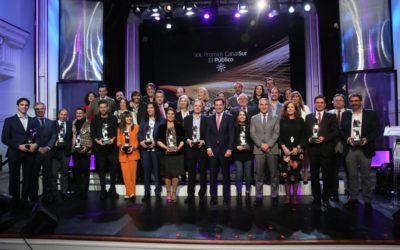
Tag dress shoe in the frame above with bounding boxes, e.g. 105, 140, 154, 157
254, 197, 262, 207
236, 195, 242, 205
223, 197, 230, 206
364, 202, 372, 210
210, 197, 218, 206
142, 194, 150, 202
184, 196, 194, 204
100, 190, 108, 200
344, 199, 358, 208
245, 192, 251, 204
129, 195, 136, 202
108, 188, 119, 200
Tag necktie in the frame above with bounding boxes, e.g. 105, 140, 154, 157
337, 110, 341, 124
40, 118, 45, 127
317, 112, 322, 124
216, 113, 221, 130
262, 114, 267, 126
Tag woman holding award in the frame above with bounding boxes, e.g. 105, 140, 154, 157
233, 110, 254, 204
71, 108, 92, 199
279, 101, 306, 204
117, 111, 140, 200
138, 102, 165, 201
157, 108, 185, 203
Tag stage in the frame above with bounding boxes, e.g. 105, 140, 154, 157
0, 192, 399, 249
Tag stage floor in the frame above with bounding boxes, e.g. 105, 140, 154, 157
1, 193, 399, 244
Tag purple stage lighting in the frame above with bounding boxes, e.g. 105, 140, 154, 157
234, 12, 241, 18
155, 16, 161, 21
203, 12, 211, 20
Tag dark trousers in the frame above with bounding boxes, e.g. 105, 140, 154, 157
96, 147, 118, 192
309, 149, 335, 202
73, 153, 91, 195
333, 152, 348, 196
209, 150, 230, 198
186, 148, 207, 197
31, 152, 52, 203
141, 150, 161, 196
8, 152, 35, 207
51, 150, 70, 194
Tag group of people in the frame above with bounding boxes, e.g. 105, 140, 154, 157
1, 78, 380, 210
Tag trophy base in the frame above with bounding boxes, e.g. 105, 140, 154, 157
352, 139, 363, 146
122, 146, 131, 153
240, 145, 250, 151
25, 144, 31, 150
310, 137, 319, 143
102, 139, 111, 145
192, 142, 201, 148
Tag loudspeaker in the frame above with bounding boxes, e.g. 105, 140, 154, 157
21, 202, 58, 236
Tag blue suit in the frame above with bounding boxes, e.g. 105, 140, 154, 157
206, 112, 234, 198
32, 117, 56, 202
1, 114, 40, 207
139, 118, 165, 196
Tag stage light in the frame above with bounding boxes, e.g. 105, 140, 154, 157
234, 12, 241, 18
184, 0, 196, 16
237, 0, 249, 14
151, 12, 160, 17
155, 16, 161, 21
203, 12, 211, 20
166, 23, 172, 29
288, 5, 295, 13
165, 4, 173, 12
150, 3, 160, 13
268, 9, 278, 18
256, 0, 267, 10
304, 1, 311, 12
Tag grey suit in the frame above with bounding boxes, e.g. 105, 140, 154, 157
86, 96, 117, 118
269, 102, 284, 117
250, 113, 280, 197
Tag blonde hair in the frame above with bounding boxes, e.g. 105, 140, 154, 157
197, 87, 210, 101
290, 91, 305, 111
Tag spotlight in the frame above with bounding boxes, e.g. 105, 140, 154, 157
203, 12, 211, 20
234, 12, 241, 18
165, 4, 173, 12
288, 5, 295, 13
151, 12, 160, 17
268, 9, 278, 18
166, 23, 172, 29
256, 0, 267, 10
150, 3, 160, 13
155, 16, 161, 21
184, 0, 196, 16
237, 0, 249, 14
304, 1, 311, 12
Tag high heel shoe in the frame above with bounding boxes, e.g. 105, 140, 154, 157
171, 192, 176, 203
167, 192, 172, 203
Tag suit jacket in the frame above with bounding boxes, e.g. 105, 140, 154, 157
1, 114, 40, 158
328, 108, 351, 153
52, 120, 73, 156
175, 111, 191, 126
227, 95, 239, 108
250, 113, 280, 155
35, 117, 56, 150
206, 112, 234, 153
138, 118, 165, 151
183, 114, 207, 142
340, 109, 380, 158
305, 111, 339, 157
268, 102, 284, 117
230, 106, 258, 119
116, 125, 140, 162
156, 122, 185, 155
86, 96, 117, 119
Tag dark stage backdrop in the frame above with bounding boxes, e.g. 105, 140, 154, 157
140, 14, 305, 101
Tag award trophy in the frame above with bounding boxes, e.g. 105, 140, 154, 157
352, 129, 362, 146
101, 123, 111, 145
145, 126, 153, 150
25, 128, 37, 150
239, 126, 249, 150
57, 125, 65, 147
192, 125, 200, 148
311, 123, 319, 143
75, 133, 82, 152
166, 128, 177, 153
122, 131, 131, 153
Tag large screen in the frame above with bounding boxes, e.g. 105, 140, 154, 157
339, 0, 393, 72
59, 0, 103, 81
140, 14, 296, 100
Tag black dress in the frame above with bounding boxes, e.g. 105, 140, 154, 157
232, 124, 254, 162
279, 118, 306, 182
157, 122, 185, 176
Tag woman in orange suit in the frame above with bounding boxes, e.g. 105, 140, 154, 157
117, 111, 140, 201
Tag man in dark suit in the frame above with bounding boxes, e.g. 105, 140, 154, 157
1, 98, 39, 210
183, 99, 208, 203
230, 93, 257, 119
305, 96, 339, 207
86, 85, 117, 119
206, 97, 234, 205
31, 102, 56, 204
141, 82, 157, 103
340, 94, 380, 209
49, 108, 72, 201
228, 82, 247, 108
155, 90, 168, 119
